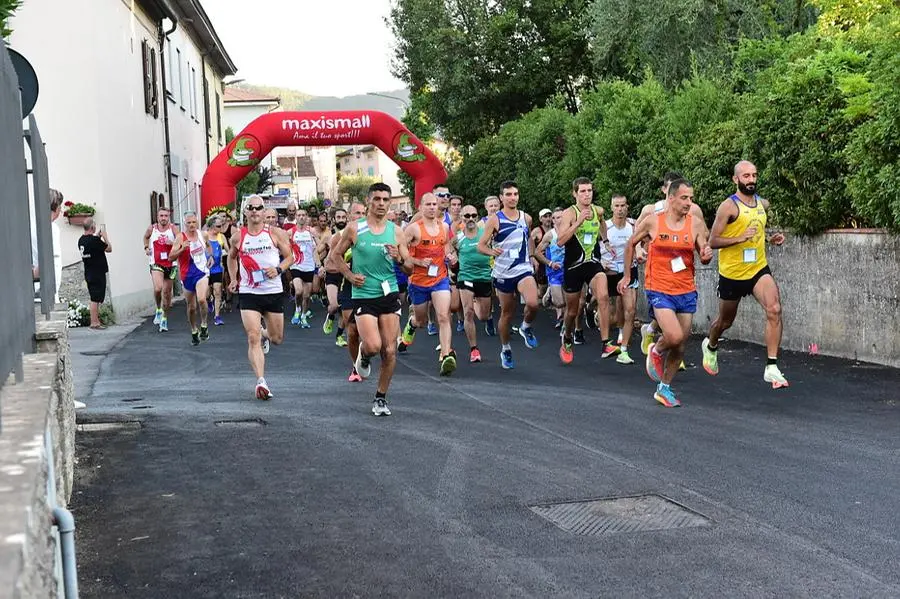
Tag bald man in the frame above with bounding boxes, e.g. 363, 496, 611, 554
701, 161, 788, 388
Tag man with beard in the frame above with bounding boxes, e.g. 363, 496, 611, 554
702, 160, 789, 389
321, 208, 349, 338
143, 207, 180, 332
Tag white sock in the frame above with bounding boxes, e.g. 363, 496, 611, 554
520, 321, 531, 330
502, 343, 511, 351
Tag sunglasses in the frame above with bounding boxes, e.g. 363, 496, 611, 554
435, 192, 451, 198
462, 213, 478, 219
246, 205, 265, 211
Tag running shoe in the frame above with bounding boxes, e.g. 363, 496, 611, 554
348, 368, 362, 383
440, 351, 457, 376
255, 381, 273, 401
214, 316, 224, 326
559, 341, 574, 365
427, 322, 438, 336
398, 340, 408, 353
456, 319, 465, 333
300, 314, 311, 329
500, 348, 515, 369
584, 305, 596, 330
469, 348, 482, 363
372, 397, 391, 416
199, 325, 209, 342
190, 331, 200, 346
616, 350, 635, 365
261, 337, 270, 355
401, 316, 416, 345
519, 326, 538, 349
764, 365, 790, 389
640, 324, 655, 355
601, 343, 621, 358
573, 329, 585, 345
335, 336, 348, 348
159, 318, 168, 332
153, 309, 162, 325
484, 318, 496, 337
646, 343, 664, 382
291, 310, 301, 325
355, 351, 372, 379
323, 317, 334, 335
654, 383, 680, 408
304, 310, 313, 319
207, 299, 214, 314
701, 337, 718, 375
554, 318, 563, 330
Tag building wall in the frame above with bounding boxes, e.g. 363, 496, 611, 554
204, 65, 226, 168
337, 146, 403, 198
635, 231, 900, 368
10, 0, 167, 319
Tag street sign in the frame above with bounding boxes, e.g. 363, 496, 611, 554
7, 48, 39, 118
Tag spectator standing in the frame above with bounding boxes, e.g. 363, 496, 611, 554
77, 217, 112, 329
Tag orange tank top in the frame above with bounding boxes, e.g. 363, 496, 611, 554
410, 220, 448, 287
645, 213, 696, 295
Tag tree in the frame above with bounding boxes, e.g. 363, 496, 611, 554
0, 0, 22, 37
338, 174, 378, 202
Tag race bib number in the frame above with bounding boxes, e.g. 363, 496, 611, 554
583, 233, 594, 246
743, 248, 757, 263
159, 252, 168, 260
670, 256, 687, 273
507, 249, 518, 259
381, 280, 392, 296
427, 264, 439, 277
252, 270, 266, 283
463, 281, 474, 288
614, 260, 625, 274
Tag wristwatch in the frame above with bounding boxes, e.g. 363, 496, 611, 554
276, 266, 283, 275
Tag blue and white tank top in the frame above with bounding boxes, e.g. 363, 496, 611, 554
491, 210, 533, 280
545, 229, 566, 265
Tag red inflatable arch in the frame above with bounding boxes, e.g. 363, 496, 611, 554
200, 110, 447, 217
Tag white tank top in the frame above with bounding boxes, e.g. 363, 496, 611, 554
491, 210, 533, 280
653, 200, 666, 214
238, 226, 283, 295
600, 218, 635, 273
180, 232, 210, 274
149, 225, 176, 266
291, 228, 316, 271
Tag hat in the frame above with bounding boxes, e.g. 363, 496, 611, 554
539, 208, 552, 217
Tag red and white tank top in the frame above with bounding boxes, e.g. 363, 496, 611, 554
149, 225, 176, 267
238, 225, 282, 295
177, 232, 210, 279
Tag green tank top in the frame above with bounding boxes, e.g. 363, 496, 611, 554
456, 227, 492, 282
351, 219, 399, 299
564, 205, 602, 266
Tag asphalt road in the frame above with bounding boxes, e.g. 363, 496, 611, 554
70, 297, 900, 598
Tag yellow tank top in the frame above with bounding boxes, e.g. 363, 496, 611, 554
719, 195, 767, 280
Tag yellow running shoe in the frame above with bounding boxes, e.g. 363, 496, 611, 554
640, 324, 656, 355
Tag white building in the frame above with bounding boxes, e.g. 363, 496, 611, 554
271, 146, 338, 202
222, 87, 280, 169
336, 145, 408, 210
9, 0, 235, 319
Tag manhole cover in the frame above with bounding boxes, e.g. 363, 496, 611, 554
529, 494, 711, 536
214, 418, 267, 427
77, 421, 142, 432
80, 350, 109, 356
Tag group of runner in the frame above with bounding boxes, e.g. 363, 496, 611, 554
142, 159, 789, 413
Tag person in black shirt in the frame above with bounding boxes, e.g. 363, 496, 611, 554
78, 218, 112, 329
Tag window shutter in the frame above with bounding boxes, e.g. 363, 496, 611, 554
141, 40, 151, 115
149, 48, 159, 118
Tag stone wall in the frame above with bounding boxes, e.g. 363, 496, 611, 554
637, 230, 900, 368
0, 312, 75, 599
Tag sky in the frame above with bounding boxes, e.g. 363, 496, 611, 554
203, 0, 406, 97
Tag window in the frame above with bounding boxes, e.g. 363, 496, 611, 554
176, 49, 184, 108
165, 42, 174, 96
214, 92, 222, 138
189, 67, 197, 119
367, 166, 375, 177
203, 75, 211, 135
141, 40, 159, 118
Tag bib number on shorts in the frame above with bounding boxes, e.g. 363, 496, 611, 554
252, 270, 266, 283
743, 248, 757, 263
381, 280, 391, 296
427, 264, 439, 277
670, 256, 687, 273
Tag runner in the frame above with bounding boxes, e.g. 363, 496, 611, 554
556, 177, 617, 365
205, 215, 229, 326
320, 208, 348, 338
169, 212, 213, 346
482, 196, 500, 222
333, 202, 367, 380
288, 208, 321, 328
618, 179, 713, 407
282, 200, 299, 235
328, 184, 414, 415
599, 195, 638, 364
142, 207, 179, 332
535, 207, 567, 329
447, 195, 465, 333
702, 161, 789, 388
531, 208, 553, 305
399, 193, 458, 375
477, 181, 540, 369
452, 204, 494, 362
411, 184, 454, 335
264, 208, 279, 227
227, 195, 294, 400
480, 195, 501, 336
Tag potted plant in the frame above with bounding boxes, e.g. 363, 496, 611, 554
62, 201, 96, 226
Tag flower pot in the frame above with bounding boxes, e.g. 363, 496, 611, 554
66, 214, 93, 226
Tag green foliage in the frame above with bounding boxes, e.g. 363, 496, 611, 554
99, 303, 116, 326
339, 174, 379, 202
235, 166, 272, 200
1, 0, 22, 38
63, 202, 96, 216
224, 126, 235, 144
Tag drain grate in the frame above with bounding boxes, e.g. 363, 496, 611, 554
530, 494, 711, 536
79, 350, 109, 356
77, 421, 142, 432
214, 418, 267, 427
131, 406, 153, 410
121, 398, 144, 403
